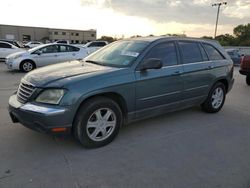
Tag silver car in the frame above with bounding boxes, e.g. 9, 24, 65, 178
5, 43, 87, 72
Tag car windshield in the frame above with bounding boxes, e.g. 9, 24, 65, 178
84, 40, 149, 67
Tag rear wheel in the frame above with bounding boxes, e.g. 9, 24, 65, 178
74, 97, 123, 148
246, 74, 250, 85
20, 61, 35, 72
201, 82, 226, 113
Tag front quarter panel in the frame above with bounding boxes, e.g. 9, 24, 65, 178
59, 68, 136, 118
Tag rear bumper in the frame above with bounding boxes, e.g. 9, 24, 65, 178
8, 94, 73, 135
239, 69, 250, 75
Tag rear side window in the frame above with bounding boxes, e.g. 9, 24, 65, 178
144, 42, 178, 66
88, 42, 106, 47
178, 41, 203, 64
0, 42, 12, 48
68, 46, 80, 52
40, 45, 59, 53
203, 43, 225, 60
59, 45, 68, 52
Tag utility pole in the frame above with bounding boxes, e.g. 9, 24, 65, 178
212, 2, 227, 38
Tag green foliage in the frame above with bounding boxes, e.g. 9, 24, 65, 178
201, 24, 250, 46
201, 36, 213, 39
215, 34, 236, 46
233, 24, 250, 46
98, 36, 117, 43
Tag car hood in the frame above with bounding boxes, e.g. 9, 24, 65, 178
7, 50, 28, 58
23, 61, 115, 87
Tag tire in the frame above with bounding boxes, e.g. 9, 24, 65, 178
74, 97, 123, 148
201, 82, 226, 113
246, 74, 250, 86
20, 60, 35, 72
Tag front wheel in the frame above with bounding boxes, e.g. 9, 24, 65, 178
20, 61, 35, 72
74, 97, 123, 148
201, 82, 226, 113
246, 74, 250, 86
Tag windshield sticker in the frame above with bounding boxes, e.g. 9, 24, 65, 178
121, 51, 139, 57
122, 60, 130, 65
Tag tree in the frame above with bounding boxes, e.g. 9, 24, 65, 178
215, 34, 236, 46
98, 36, 117, 43
201, 36, 213, 39
233, 24, 250, 46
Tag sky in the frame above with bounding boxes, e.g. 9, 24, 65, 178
0, 0, 249, 38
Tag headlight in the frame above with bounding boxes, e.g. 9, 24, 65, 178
36, 89, 65, 104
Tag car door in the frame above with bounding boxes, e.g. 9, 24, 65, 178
32, 45, 60, 67
66, 45, 81, 61
0, 42, 14, 58
135, 41, 183, 118
177, 41, 214, 105
56, 45, 71, 62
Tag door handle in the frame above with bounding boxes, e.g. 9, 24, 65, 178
207, 65, 214, 69
171, 71, 182, 75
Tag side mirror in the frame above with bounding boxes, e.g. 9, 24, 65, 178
36, 50, 42, 55
140, 58, 163, 71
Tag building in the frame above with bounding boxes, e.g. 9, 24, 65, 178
0, 24, 96, 43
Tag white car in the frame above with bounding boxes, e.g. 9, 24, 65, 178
82, 41, 108, 55
54, 40, 70, 44
0, 41, 24, 62
5, 43, 87, 72
24, 41, 43, 48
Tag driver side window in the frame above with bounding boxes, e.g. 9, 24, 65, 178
144, 42, 178, 67
40, 45, 59, 53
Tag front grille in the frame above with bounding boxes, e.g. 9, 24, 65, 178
17, 81, 36, 103
0, 58, 6, 62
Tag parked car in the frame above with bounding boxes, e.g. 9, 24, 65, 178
54, 40, 70, 44
239, 55, 250, 85
5, 43, 87, 72
8, 37, 234, 148
0, 41, 25, 62
82, 41, 108, 55
225, 49, 243, 66
0, 39, 23, 48
24, 41, 43, 48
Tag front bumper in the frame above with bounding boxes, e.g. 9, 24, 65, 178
228, 78, 234, 93
8, 94, 73, 135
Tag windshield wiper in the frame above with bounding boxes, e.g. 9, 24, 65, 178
85, 60, 103, 66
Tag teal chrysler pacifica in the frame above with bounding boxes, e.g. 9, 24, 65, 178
8, 37, 234, 148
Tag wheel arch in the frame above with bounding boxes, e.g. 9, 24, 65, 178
19, 59, 36, 69
215, 78, 229, 93
72, 92, 128, 135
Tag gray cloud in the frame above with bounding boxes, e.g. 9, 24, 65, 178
81, 0, 250, 25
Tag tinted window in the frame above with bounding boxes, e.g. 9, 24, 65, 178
88, 42, 106, 47
178, 41, 203, 64
40, 45, 59, 53
203, 43, 225, 60
0, 42, 12, 48
144, 42, 178, 66
68, 46, 80, 52
59, 45, 68, 52
199, 44, 209, 61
